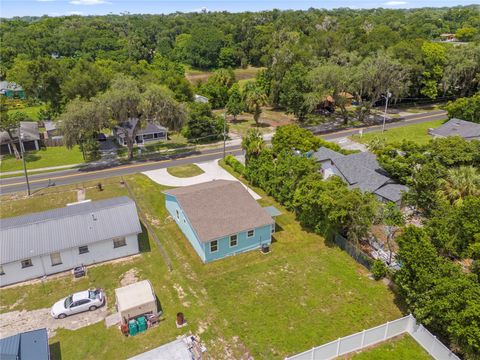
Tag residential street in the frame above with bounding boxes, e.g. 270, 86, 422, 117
0, 110, 446, 195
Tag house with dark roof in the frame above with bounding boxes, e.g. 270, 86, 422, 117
0, 121, 41, 155
0, 328, 49, 360
428, 118, 480, 141
0, 197, 141, 286
113, 118, 167, 146
313, 147, 408, 206
164, 180, 276, 262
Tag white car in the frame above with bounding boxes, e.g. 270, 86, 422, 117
51, 289, 105, 319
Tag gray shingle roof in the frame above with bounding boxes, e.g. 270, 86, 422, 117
115, 118, 167, 139
374, 183, 409, 203
0, 122, 40, 145
312, 147, 344, 162
429, 118, 480, 140
165, 180, 274, 243
0, 196, 141, 264
0, 329, 49, 360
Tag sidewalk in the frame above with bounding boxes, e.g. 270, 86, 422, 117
0, 163, 81, 176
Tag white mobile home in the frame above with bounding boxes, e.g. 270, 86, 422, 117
0, 197, 142, 287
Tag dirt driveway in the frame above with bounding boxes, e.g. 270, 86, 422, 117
0, 304, 108, 338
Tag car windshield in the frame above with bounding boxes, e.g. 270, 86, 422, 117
64, 295, 73, 308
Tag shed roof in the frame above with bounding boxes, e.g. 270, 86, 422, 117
115, 280, 156, 313
0, 328, 49, 360
0, 122, 40, 145
0, 196, 141, 264
165, 180, 274, 243
429, 118, 480, 140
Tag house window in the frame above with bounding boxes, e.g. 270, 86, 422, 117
176, 209, 180, 220
143, 133, 154, 140
210, 240, 218, 253
113, 237, 127, 248
271, 224, 276, 234
0, 266, 4, 275
230, 235, 238, 247
247, 229, 255, 238
21, 259, 33, 268
50, 252, 62, 266
79, 246, 89, 254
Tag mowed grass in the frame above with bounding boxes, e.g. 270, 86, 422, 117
0, 173, 402, 359
351, 119, 446, 145
185, 66, 264, 84
166, 164, 204, 178
0, 146, 84, 173
7, 104, 46, 120
340, 334, 432, 359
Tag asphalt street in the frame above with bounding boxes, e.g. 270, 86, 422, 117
0, 110, 447, 195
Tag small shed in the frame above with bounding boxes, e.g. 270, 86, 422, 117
115, 280, 157, 324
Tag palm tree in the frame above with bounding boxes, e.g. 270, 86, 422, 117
241, 128, 265, 166
438, 166, 480, 206
243, 83, 268, 126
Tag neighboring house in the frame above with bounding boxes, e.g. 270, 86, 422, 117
165, 180, 276, 263
428, 118, 480, 141
0, 81, 26, 99
194, 94, 209, 103
313, 147, 408, 206
0, 196, 142, 286
113, 118, 167, 146
439, 33, 457, 42
0, 121, 41, 155
43, 121, 63, 139
0, 328, 49, 360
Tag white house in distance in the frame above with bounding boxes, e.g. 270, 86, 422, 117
113, 118, 168, 146
0, 196, 142, 287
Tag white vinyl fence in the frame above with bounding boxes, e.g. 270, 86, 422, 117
285, 315, 460, 360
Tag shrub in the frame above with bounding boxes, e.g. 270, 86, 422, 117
224, 155, 245, 175
371, 260, 388, 280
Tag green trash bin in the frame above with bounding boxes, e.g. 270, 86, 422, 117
128, 319, 138, 336
137, 316, 147, 333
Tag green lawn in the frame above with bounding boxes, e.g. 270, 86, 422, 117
341, 334, 431, 359
7, 104, 46, 121
351, 119, 446, 145
166, 164, 204, 177
0, 146, 84, 173
0, 172, 402, 359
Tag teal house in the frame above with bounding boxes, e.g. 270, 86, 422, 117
165, 180, 276, 263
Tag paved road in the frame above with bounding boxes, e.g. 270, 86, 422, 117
0, 110, 446, 195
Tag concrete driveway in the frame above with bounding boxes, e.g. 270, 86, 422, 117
143, 159, 261, 200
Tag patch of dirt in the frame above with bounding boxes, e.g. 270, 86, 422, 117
145, 213, 161, 227
120, 268, 139, 287
8, 294, 26, 310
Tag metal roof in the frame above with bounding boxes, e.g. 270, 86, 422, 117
115, 280, 156, 313
0, 328, 49, 360
165, 180, 274, 243
429, 118, 480, 140
0, 196, 141, 264
0, 122, 40, 145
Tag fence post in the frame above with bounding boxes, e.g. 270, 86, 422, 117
311, 347, 315, 360
361, 330, 366, 347
336, 338, 341, 356
384, 321, 389, 340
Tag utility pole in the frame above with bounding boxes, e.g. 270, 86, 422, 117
20, 132, 31, 196
223, 112, 227, 159
382, 91, 392, 133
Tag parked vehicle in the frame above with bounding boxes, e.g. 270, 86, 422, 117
51, 289, 105, 319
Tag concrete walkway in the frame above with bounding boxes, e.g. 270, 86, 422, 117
330, 137, 368, 152
0, 163, 81, 176
142, 159, 261, 200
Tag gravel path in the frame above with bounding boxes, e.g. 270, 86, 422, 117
0, 305, 108, 339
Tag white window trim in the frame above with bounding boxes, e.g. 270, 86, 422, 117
247, 229, 255, 238
210, 240, 218, 253
230, 234, 238, 247
21, 259, 33, 269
